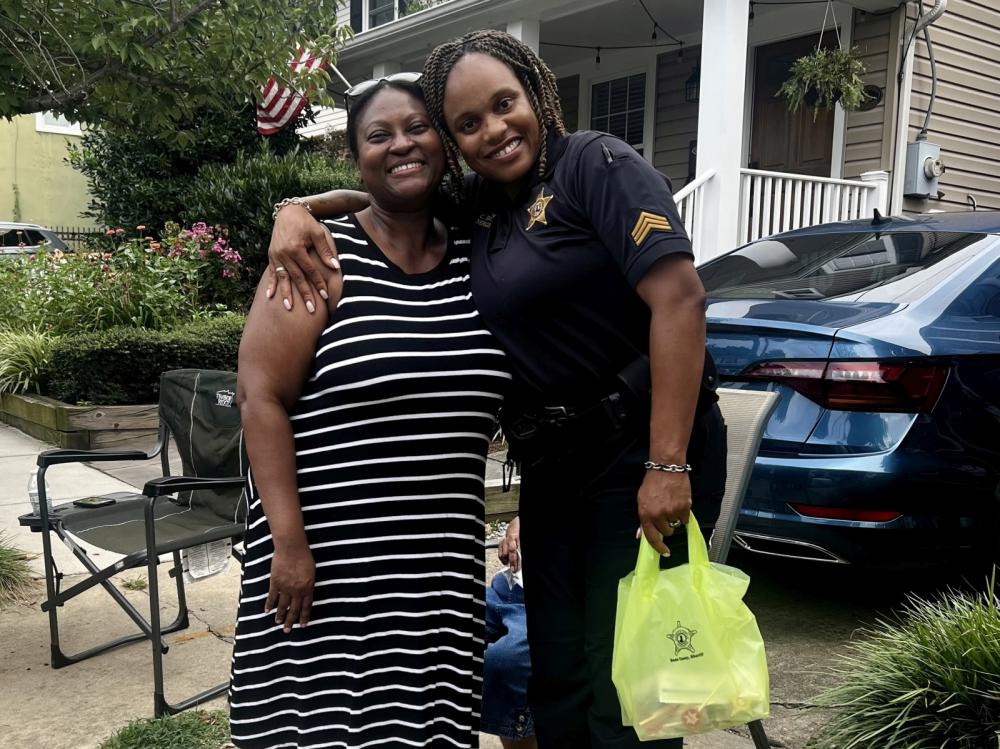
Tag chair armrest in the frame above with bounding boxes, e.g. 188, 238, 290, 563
38, 448, 149, 467
143, 475, 246, 497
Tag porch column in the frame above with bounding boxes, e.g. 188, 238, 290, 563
372, 60, 402, 78
506, 19, 540, 53
861, 170, 890, 214
694, 0, 750, 261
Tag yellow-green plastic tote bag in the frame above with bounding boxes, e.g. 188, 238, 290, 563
612, 513, 769, 740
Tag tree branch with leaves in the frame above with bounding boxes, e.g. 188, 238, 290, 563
0, 0, 351, 141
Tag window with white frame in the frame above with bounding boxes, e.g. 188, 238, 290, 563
363, 0, 442, 30
35, 111, 82, 136
368, 0, 395, 28
590, 73, 645, 155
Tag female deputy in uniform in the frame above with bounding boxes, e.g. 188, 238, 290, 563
265, 30, 727, 749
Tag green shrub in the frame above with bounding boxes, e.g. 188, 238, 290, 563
0, 327, 59, 394
48, 315, 245, 405
67, 106, 306, 232
0, 533, 34, 605
183, 145, 360, 276
0, 226, 247, 334
809, 579, 1000, 749
99, 709, 229, 749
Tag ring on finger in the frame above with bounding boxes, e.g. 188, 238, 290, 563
274, 265, 287, 274
668, 519, 682, 528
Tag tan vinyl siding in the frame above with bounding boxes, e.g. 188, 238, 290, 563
905, 0, 1000, 211
842, 10, 896, 178
653, 47, 700, 188
557, 75, 580, 132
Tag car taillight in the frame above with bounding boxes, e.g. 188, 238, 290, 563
791, 504, 902, 523
741, 360, 948, 413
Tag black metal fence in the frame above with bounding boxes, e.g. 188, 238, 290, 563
50, 225, 103, 251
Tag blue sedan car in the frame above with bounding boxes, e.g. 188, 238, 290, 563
698, 212, 1000, 568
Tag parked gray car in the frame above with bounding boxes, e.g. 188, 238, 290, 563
0, 222, 69, 256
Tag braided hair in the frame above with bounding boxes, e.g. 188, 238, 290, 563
421, 29, 567, 199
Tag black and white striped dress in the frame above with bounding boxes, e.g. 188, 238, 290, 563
230, 215, 510, 749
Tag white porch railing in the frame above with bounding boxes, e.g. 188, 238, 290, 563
674, 169, 716, 258
738, 169, 890, 245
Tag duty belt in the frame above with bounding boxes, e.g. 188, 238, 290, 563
503, 390, 636, 460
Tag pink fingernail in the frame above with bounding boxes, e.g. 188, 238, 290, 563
306, 300, 315, 314
283, 298, 292, 311
266, 287, 273, 298
319, 289, 329, 300
329, 256, 341, 270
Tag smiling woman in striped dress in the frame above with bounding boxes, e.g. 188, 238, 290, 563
230, 78, 510, 749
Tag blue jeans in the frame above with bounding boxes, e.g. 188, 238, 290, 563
482, 572, 535, 740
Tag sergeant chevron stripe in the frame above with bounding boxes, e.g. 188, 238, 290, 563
631, 211, 673, 245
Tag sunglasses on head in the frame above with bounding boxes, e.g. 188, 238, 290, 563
343, 72, 423, 108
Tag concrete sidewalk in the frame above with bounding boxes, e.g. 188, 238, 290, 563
0, 422, 756, 749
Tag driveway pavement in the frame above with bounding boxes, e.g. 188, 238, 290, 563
0, 421, 952, 749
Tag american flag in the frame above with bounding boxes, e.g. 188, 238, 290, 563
257, 48, 328, 136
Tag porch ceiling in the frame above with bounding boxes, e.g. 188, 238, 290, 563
538, 1, 704, 69
334, 0, 901, 81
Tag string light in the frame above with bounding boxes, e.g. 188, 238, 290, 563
544, 40, 683, 51
637, 0, 683, 44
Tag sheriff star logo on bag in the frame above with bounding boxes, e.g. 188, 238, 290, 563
526, 188, 554, 230
667, 620, 698, 656
631, 210, 673, 245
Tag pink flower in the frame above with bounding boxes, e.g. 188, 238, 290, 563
105, 229, 116, 236
136, 225, 147, 231
150, 242, 161, 251
222, 268, 234, 279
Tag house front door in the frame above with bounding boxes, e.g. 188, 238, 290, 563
749, 33, 836, 177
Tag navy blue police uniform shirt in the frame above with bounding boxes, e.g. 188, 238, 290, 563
464, 131, 694, 408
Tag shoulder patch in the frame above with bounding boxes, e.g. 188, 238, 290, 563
631, 211, 674, 246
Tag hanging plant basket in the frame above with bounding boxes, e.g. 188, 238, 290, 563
778, 46, 868, 121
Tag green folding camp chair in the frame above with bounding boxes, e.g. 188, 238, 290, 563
18, 369, 247, 717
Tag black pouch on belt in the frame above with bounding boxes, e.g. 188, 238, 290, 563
616, 348, 719, 419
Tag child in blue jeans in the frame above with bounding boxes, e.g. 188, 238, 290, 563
483, 517, 538, 749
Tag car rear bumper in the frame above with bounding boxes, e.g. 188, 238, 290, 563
734, 452, 998, 568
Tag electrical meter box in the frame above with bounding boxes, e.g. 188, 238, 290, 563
903, 140, 945, 199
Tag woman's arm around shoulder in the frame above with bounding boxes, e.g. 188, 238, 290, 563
267, 189, 369, 312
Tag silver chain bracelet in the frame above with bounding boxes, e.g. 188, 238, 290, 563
272, 196, 313, 220
644, 461, 692, 473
